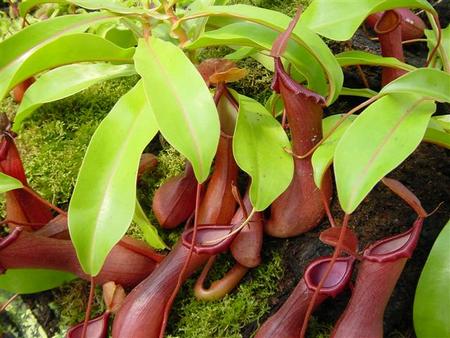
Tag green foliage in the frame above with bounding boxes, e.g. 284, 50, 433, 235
166, 250, 284, 338
414, 219, 450, 338
0, 172, 23, 193
335, 94, 436, 213
135, 37, 220, 183
0, 269, 75, 294
0, 12, 120, 99
232, 92, 293, 211
300, 0, 436, 41
68, 80, 159, 276
15, 63, 136, 129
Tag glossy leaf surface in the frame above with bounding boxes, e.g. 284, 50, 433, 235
69, 81, 158, 275
1, 33, 135, 100
300, 0, 436, 41
232, 92, 293, 211
414, 219, 450, 338
181, 5, 343, 104
134, 37, 220, 183
380, 68, 450, 103
0, 172, 23, 193
0, 269, 75, 294
336, 51, 415, 71
335, 94, 435, 213
312, 115, 355, 188
133, 199, 167, 250
0, 12, 118, 100
15, 63, 135, 129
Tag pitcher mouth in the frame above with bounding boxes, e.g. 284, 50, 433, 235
364, 217, 423, 263
374, 10, 402, 35
304, 256, 355, 297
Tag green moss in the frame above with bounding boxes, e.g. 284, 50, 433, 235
14, 76, 139, 205
166, 250, 284, 338
49, 280, 105, 333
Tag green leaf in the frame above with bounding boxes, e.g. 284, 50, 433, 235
68, 80, 159, 276
0, 269, 75, 294
180, 5, 343, 105
14, 63, 136, 130
414, 219, 450, 338
312, 115, 355, 188
134, 37, 220, 183
232, 91, 294, 211
187, 21, 328, 96
423, 118, 450, 149
340, 87, 378, 98
334, 94, 436, 213
0, 12, 118, 100
300, 0, 436, 41
0, 172, 23, 193
380, 68, 450, 103
425, 25, 450, 70
19, 0, 153, 16
1, 33, 135, 100
133, 199, 168, 250
336, 51, 415, 71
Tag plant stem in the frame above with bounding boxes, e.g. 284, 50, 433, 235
0, 293, 18, 313
81, 276, 95, 338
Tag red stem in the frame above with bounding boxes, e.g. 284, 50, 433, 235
81, 276, 95, 338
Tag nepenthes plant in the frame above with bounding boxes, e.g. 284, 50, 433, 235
0, 0, 449, 337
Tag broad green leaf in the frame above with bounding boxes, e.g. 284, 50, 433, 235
180, 5, 343, 105
300, 0, 436, 41
14, 63, 136, 130
68, 81, 159, 275
232, 92, 293, 211
414, 219, 450, 338
0, 172, 23, 193
19, 0, 153, 16
187, 22, 328, 96
1, 33, 135, 100
0, 269, 75, 294
380, 68, 450, 103
336, 51, 415, 71
134, 37, 220, 183
423, 118, 450, 149
335, 94, 436, 213
0, 12, 118, 99
425, 25, 450, 70
133, 199, 167, 250
340, 87, 378, 98
312, 115, 355, 188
